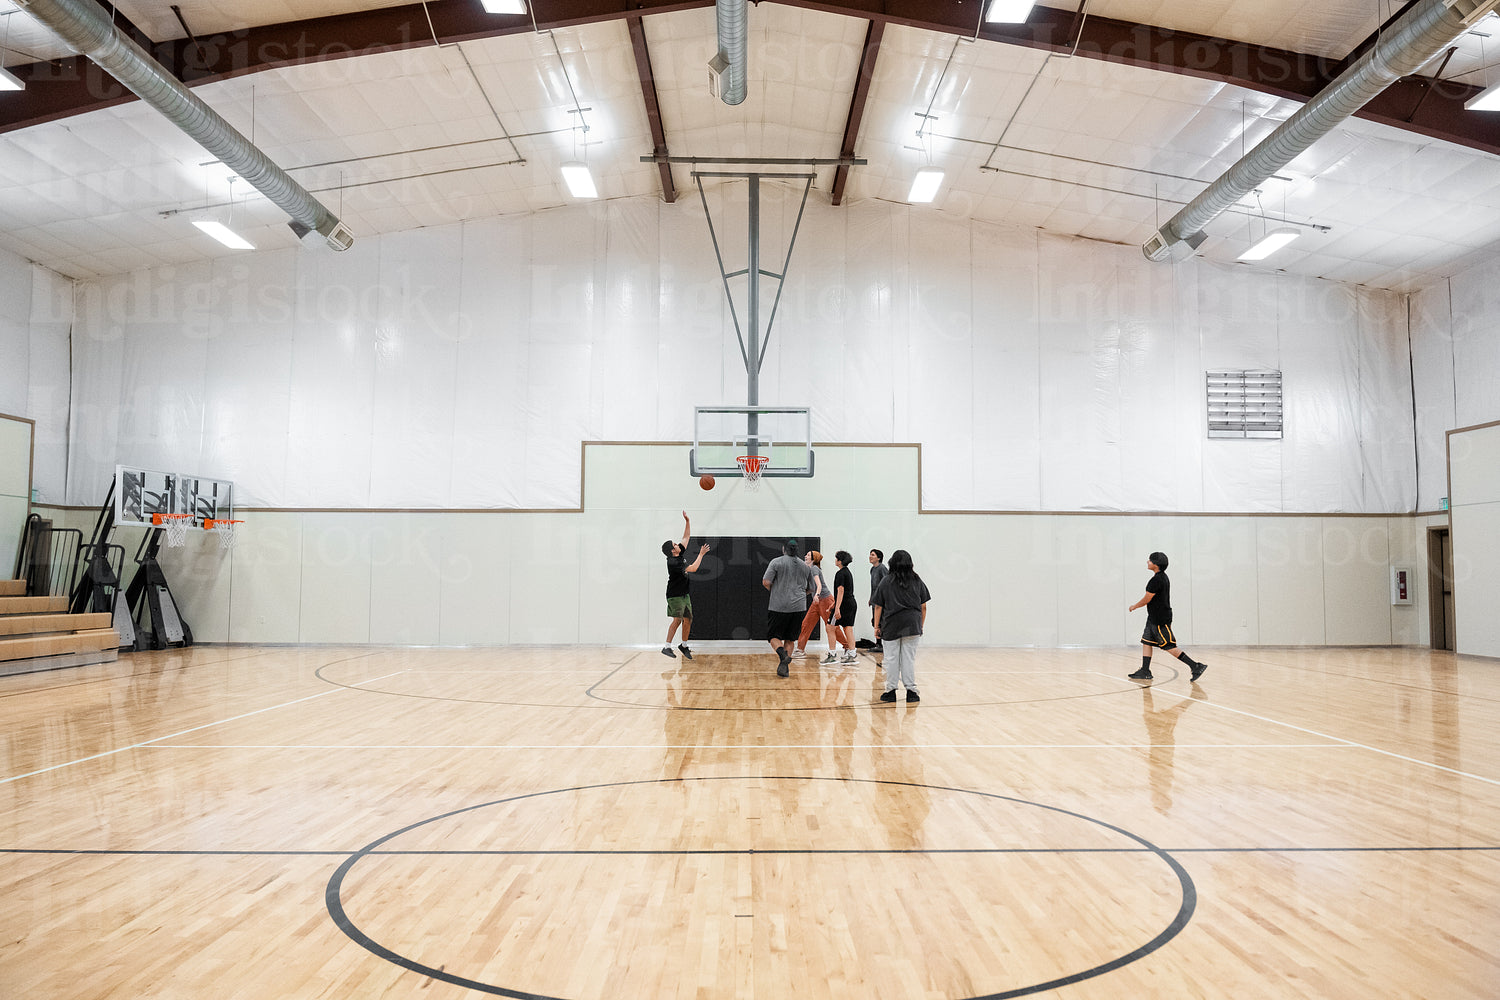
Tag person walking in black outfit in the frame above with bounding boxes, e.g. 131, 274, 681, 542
1127, 551, 1206, 683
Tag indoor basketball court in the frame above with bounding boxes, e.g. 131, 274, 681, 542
4, 0, 1500, 998
2, 643, 1496, 998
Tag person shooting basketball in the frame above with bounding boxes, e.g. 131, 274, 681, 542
662, 511, 709, 659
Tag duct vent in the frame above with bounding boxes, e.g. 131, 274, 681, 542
1207, 369, 1283, 439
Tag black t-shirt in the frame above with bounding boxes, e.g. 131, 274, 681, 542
872, 574, 930, 639
834, 566, 856, 615
1145, 571, 1171, 624
666, 547, 691, 597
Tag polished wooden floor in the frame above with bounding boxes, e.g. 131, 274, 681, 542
1, 643, 1497, 999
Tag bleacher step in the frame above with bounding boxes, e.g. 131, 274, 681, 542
0, 646, 118, 679
0, 595, 70, 617
0, 628, 121, 664
0, 612, 112, 638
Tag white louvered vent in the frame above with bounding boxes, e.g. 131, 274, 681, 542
1206, 369, 1283, 439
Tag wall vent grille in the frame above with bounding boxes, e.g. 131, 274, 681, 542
1207, 369, 1283, 439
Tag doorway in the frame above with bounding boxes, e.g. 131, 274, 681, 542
1427, 527, 1454, 651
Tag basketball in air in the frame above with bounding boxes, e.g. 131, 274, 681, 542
699, 474, 715, 490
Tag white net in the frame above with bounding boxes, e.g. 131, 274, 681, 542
736, 455, 769, 492
160, 515, 192, 547
211, 520, 241, 550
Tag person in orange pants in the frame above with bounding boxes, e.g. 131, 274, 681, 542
794, 551, 837, 661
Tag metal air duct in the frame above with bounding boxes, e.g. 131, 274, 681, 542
711, 0, 747, 106
1144, 0, 1500, 261
13, 0, 353, 251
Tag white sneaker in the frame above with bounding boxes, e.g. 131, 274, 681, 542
820, 651, 838, 664
840, 649, 858, 663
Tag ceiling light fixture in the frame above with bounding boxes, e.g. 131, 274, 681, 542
479, 1, 527, 13
1238, 227, 1299, 261
1465, 84, 1500, 109
908, 168, 944, 203
985, 0, 1035, 24
0, 10, 21, 91
193, 220, 255, 250
561, 161, 597, 198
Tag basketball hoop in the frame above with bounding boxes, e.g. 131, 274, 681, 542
153, 512, 193, 548
205, 518, 243, 550
736, 454, 769, 491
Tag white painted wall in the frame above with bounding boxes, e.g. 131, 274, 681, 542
36, 443, 1413, 648
1448, 422, 1500, 658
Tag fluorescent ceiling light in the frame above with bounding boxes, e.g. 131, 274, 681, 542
0, 66, 22, 92
1238, 227, 1299, 262
193, 220, 255, 250
985, 0, 1035, 23
561, 161, 597, 198
908, 168, 944, 204
1465, 83, 1500, 110
479, 0, 527, 13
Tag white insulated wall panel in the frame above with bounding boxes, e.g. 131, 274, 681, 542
1449, 422, 1500, 658
298, 512, 374, 644
1255, 519, 1326, 645
1321, 518, 1393, 645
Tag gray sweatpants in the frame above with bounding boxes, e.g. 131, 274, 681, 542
883, 634, 919, 695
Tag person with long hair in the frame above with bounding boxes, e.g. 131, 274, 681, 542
793, 551, 836, 661
870, 549, 929, 703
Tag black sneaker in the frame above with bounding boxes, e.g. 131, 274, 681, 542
906, 691, 919, 702
1127, 667, 1152, 681
1190, 661, 1207, 682
777, 660, 789, 678
678, 644, 693, 660
879, 690, 897, 702
661, 646, 676, 658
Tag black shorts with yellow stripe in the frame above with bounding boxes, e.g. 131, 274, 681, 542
1141, 622, 1178, 649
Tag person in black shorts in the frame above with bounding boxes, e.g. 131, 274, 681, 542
832, 550, 858, 663
762, 540, 814, 677
661, 511, 709, 659
1127, 551, 1206, 683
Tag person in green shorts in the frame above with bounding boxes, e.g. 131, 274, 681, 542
662, 510, 709, 658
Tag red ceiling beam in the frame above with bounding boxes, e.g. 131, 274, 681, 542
831, 18, 883, 206
3, 0, 1499, 156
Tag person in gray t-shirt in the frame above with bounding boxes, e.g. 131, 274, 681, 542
763, 540, 814, 677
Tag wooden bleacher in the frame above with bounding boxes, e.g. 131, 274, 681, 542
0, 579, 119, 678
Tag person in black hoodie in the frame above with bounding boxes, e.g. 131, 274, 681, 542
870, 549, 929, 703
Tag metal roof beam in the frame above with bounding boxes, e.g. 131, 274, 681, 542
626, 13, 676, 204
3, 0, 1499, 155
830, 18, 882, 206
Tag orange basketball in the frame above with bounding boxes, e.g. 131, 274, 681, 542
699, 474, 715, 490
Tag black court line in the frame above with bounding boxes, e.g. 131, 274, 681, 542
325, 775, 1198, 1000
5, 845, 1497, 857
315, 651, 1182, 712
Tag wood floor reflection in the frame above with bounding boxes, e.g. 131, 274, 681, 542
1, 644, 1497, 999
